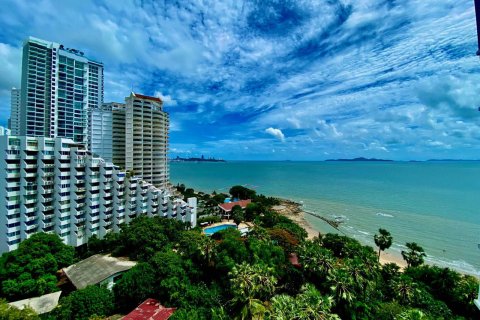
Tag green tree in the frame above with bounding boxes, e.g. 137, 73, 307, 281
113, 263, 156, 312
0, 233, 73, 301
114, 216, 185, 260
401, 243, 426, 268
245, 203, 263, 222
53, 285, 114, 320
229, 186, 256, 200
374, 228, 393, 262
231, 205, 245, 226
229, 262, 277, 320
269, 284, 340, 320
297, 239, 335, 280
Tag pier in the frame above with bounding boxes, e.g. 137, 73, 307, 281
303, 209, 346, 234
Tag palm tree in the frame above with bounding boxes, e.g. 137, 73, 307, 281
390, 275, 419, 305
401, 242, 426, 268
269, 284, 340, 320
297, 240, 335, 278
229, 262, 277, 319
374, 228, 393, 262
327, 267, 355, 306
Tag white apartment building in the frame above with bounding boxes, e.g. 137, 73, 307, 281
0, 134, 196, 253
125, 93, 169, 189
19, 37, 103, 144
90, 104, 113, 162
9, 88, 21, 135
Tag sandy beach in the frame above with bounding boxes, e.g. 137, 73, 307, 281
273, 199, 408, 269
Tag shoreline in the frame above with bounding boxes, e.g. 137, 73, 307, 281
273, 197, 408, 269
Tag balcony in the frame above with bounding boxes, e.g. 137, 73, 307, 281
6, 153, 20, 160
7, 172, 20, 178
24, 188, 37, 196
41, 212, 55, 220
25, 171, 37, 178
25, 223, 38, 231
6, 163, 19, 170
24, 197, 37, 204
24, 163, 37, 169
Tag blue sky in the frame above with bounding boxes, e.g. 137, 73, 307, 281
1, 0, 479, 160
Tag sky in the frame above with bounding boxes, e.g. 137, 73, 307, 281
0, 0, 480, 160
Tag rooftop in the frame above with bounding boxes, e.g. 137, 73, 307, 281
122, 298, 176, 320
63, 254, 136, 290
9, 291, 61, 315
218, 199, 252, 212
132, 92, 163, 103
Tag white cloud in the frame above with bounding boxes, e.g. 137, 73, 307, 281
265, 127, 285, 142
154, 91, 177, 107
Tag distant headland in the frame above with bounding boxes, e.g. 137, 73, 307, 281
325, 157, 393, 162
170, 155, 226, 162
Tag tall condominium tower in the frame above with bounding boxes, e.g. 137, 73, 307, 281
19, 36, 103, 143
90, 104, 113, 162
125, 93, 169, 188
9, 88, 21, 135
110, 102, 126, 168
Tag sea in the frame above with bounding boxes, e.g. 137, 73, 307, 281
170, 161, 480, 275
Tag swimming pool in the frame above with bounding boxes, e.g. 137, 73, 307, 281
203, 224, 237, 236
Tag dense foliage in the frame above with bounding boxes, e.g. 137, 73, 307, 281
0, 299, 39, 319
53, 285, 114, 320
0, 233, 74, 301
0, 186, 478, 320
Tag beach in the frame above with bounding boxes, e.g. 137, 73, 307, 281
170, 161, 480, 275
273, 198, 408, 269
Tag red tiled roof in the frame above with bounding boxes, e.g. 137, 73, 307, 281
122, 298, 175, 320
133, 93, 163, 103
289, 253, 301, 268
218, 199, 252, 212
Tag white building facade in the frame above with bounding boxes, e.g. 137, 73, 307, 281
0, 134, 196, 253
9, 88, 21, 135
125, 93, 169, 189
90, 104, 113, 162
19, 37, 104, 144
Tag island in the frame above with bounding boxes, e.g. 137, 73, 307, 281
170, 155, 226, 162
326, 157, 393, 162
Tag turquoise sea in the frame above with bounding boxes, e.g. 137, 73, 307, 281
170, 161, 480, 275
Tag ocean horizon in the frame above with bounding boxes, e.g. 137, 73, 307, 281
171, 160, 480, 275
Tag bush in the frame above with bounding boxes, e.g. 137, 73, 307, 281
53, 285, 114, 320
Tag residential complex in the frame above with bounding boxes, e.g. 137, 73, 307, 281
2, 37, 186, 253
124, 93, 169, 188
0, 133, 196, 253
9, 88, 21, 135
19, 37, 103, 143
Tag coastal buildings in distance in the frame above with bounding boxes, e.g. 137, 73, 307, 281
1, 36, 195, 253
0, 132, 196, 253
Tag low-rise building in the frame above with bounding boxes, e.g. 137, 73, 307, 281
62, 254, 136, 290
218, 199, 252, 219
123, 298, 176, 320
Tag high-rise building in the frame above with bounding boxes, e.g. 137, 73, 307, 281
108, 102, 126, 168
19, 36, 103, 143
0, 134, 196, 253
125, 93, 169, 188
9, 88, 21, 135
90, 104, 113, 162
